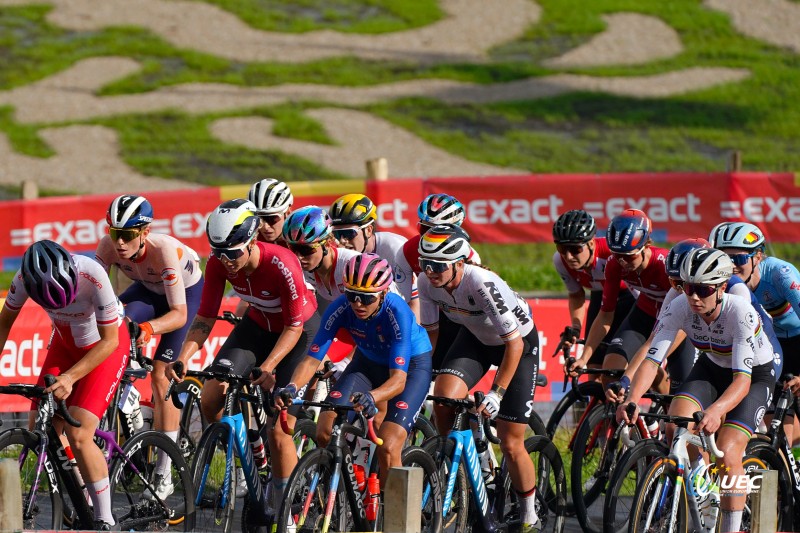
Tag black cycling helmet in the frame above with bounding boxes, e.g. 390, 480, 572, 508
21, 240, 79, 309
553, 210, 596, 245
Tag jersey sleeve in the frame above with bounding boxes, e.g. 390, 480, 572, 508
476, 277, 520, 342
85, 261, 120, 327
386, 299, 415, 372
731, 303, 761, 377
645, 297, 684, 365
196, 257, 226, 319
93, 237, 116, 274
417, 278, 440, 330
553, 251, 582, 294
600, 259, 623, 312
307, 297, 349, 360
3, 271, 28, 312
775, 263, 800, 319
392, 247, 418, 302
155, 242, 188, 306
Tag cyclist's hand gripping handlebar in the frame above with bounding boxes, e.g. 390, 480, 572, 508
165, 361, 185, 409
44, 374, 81, 428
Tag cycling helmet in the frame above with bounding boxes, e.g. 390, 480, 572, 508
247, 179, 293, 215
418, 194, 466, 226
418, 224, 471, 262
665, 238, 711, 278
680, 248, 734, 286
553, 210, 596, 244
106, 195, 154, 229
343, 253, 393, 293
21, 240, 79, 309
283, 206, 332, 244
329, 194, 377, 226
606, 209, 652, 254
708, 222, 765, 251
206, 199, 259, 249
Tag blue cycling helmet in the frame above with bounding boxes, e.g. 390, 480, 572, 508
418, 194, 466, 226
107, 195, 154, 229
665, 238, 710, 278
606, 209, 652, 254
283, 206, 332, 244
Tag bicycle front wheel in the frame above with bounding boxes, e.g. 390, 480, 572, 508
191, 422, 237, 533
275, 447, 352, 533
401, 445, 442, 533
422, 435, 470, 533
0, 428, 63, 530
629, 456, 687, 533
109, 429, 195, 531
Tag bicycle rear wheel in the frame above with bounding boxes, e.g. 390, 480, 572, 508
0, 428, 63, 530
190, 422, 237, 533
109, 429, 195, 531
275, 447, 352, 533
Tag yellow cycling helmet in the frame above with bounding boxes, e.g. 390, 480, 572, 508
329, 194, 377, 226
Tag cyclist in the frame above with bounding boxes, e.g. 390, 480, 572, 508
618, 248, 776, 533
95, 194, 203, 497
711, 221, 800, 442
417, 224, 542, 532
329, 193, 419, 317
551, 209, 636, 366
401, 193, 480, 370
0, 240, 129, 531
165, 199, 318, 509
247, 178, 293, 245
275, 253, 432, 486
569, 209, 695, 393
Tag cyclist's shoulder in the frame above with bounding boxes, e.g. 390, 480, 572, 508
761, 256, 800, 282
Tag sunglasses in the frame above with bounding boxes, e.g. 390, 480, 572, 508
109, 227, 143, 243
344, 290, 380, 305
556, 243, 586, 256
289, 242, 320, 257
668, 278, 684, 292
211, 245, 248, 262
613, 251, 640, 263
682, 283, 718, 298
333, 227, 360, 241
419, 258, 454, 274
260, 214, 283, 226
727, 251, 756, 267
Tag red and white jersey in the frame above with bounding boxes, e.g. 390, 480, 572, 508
374, 232, 418, 303
5, 255, 123, 348
553, 237, 627, 293
602, 246, 670, 318
306, 247, 400, 302
401, 234, 481, 276
96, 233, 202, 305
198, 241, 316, 332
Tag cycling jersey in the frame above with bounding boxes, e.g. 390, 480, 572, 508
95, 233, 202, 304
751, 257, 800, 338
374, 232, 417, 303
306, 247, 400, 304
401, 234, 481, 276
648, 293, 775, 376
198, 241, 316, 332
553, 237, 628, 293
418, 264, 534, 346
602, 247, 670, 318
308, 292, 431, 371
5, 255, 123, 348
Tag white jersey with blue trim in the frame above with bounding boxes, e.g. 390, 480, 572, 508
375, 231, 417, 303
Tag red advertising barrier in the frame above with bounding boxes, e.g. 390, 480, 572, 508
1, 172, 798, 269
0, 298, 575, 412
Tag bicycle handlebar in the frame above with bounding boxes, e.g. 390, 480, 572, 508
278, 399, 383, 445
218, 311, 242, 325
427, 393, 501, 445
552, 326, 581, 358
624, 402, 723, 457
165, 361, 263, 409
0, 375, 80, 428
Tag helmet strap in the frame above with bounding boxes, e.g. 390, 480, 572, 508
364, 292, 386, 321
360, 227, 371, 254
309, 245, 328, 273
704, 288, 723, 317
129, 231, 147, 261
442, 263, 460, 291
742, 255, 756, 285
578, 240, 595, 270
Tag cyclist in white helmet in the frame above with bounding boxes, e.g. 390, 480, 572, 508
248, 178, 293, 245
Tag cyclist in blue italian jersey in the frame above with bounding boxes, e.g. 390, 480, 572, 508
275, 253, 432, 485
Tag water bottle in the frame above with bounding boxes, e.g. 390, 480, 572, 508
646, 419, 660, 440
365, 472, 380, 521
248, 429, 268, 471
354, 464, 366, 492
65, 445, 91, 505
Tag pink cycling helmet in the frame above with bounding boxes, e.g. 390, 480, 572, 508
343, 253, 393, 293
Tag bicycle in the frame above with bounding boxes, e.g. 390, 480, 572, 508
423, 392, 566, 532
0, 374, 195, 531
169, 362, 317, 533
275, 397, 442, 533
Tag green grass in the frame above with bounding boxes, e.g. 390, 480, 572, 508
2, 0, 800, 288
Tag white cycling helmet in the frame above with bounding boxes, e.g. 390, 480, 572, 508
709, 222, 765, 251
680, 248, 734, 286
206, 199, 259, 249
247, 179, 293, 215
418, 224, 471, 262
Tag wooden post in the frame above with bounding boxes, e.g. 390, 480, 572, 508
21, 180, 38, 200
751, 468, 777, 533
366, 158, 389, 181
0, 459, 23, 531
729, 150, 742, 172
383, 466, 422, 533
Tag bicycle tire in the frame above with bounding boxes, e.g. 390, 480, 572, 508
400, 445, 443, 533
629, 456, 688, 533
514, 435, 567, 533
528, 409, 547, 437
275, 447, 352, 533
422, 435, 471, 533
408, 414, 438, 447
545, 380, 605, 514
293, 418, 318, 458
571, 403, 635, 533
0, 427, 63, 530
190, 422, 237, 533
744, 441, 793, 531
177, 376, 207, 461
108, 429, 196, 531
603, 439, 669, 533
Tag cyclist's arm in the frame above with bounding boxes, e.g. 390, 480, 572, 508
0, 304, 21, 348
146, 302, 187, 338
61, 322, 119, 382
370, 368, 407, 403
175, 314, 216, 365
574, 309, 613, 368
567, 290, 587, 333
493, 335, 524, 391
286, 355, 324, 392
